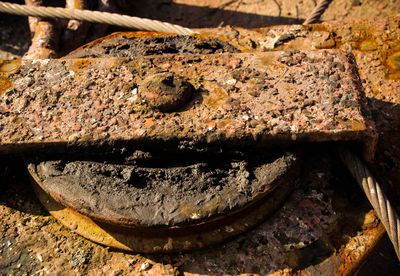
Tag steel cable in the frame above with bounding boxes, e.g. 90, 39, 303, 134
0, 1, 194, 35
0, 0, 333, 33
340, 148, 400, 260
303, 0, 333, 24
304, 0, 400, 262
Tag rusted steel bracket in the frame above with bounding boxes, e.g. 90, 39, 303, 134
0, 50, 376, 158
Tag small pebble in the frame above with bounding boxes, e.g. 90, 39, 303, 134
140, 262, 151, 271
226, 79, 237, 85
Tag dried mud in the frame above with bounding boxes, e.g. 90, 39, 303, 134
27, 149, 298, 227
66, 33, 240, 58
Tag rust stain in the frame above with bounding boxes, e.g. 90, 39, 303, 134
338, 223, 385, 275
68, 58, 90, 73
309, 24, 331, 33
218, 119, 233, 129
349, 22, 376, 46
314, 33, 336, 49
387, 51, 400, 71
336, 118, 366, 131
144, 118, 154, 128
32, 179, 132, 252
207, 121, 217, 129
0, 76, 12, 96
260, 53, 283, 68
382, 46, 400, 80
204, 84, 228, 106
0, 60, 21, 73
191, 32, 229, 43
120, 31, 176, 39
359, 40, 377, 52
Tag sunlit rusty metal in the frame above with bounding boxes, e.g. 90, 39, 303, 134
0, 50, 376, 158
1, 15, 400, 273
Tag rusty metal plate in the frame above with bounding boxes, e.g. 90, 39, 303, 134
0, 50, 376, 156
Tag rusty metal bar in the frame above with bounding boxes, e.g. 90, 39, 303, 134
0, 50, 376, 155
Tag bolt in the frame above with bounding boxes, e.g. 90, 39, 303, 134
140, 72, 194, 112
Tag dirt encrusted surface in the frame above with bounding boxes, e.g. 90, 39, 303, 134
2, 150, 342, 275
28, 150, 297, 227
0, 50, 372, 154
66, 33, 240, 58
1, 0, 400, 275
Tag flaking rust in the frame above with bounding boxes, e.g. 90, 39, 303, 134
0, 50, 376, 157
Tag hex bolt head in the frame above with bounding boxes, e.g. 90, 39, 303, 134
139, 72, 194, 112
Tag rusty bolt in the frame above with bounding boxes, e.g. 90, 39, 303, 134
139, 72, 194, 112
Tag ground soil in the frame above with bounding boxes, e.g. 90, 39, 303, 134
1, 0, 400, 275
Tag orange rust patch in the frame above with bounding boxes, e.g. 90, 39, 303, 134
144, 118, 154, 128
69, 58, 90, 73
336, 118, 366, 131
204, 85, 229, 106
349, 22, 376, 45
207, 121, 217, 129
120, 31, 176, 39
218, 119, 233, 129
0, 76, 12, 96
359, 40, 377, 51
67, 0, 85, 9
387, 51, 400, 71
382, 46, 400, 80
338, 223, 385, 275
0, 60, 20, 73
259, 53, 282, 68
192, 32, 229, 43
309, 24, 330, 33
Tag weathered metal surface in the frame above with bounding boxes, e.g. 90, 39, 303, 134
1, 13, 399, 274
208, 16, 400, 134
0, 50, 375, 156
1, 148, 386, 274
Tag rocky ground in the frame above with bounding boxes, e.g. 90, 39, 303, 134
1, 0, 400, 275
